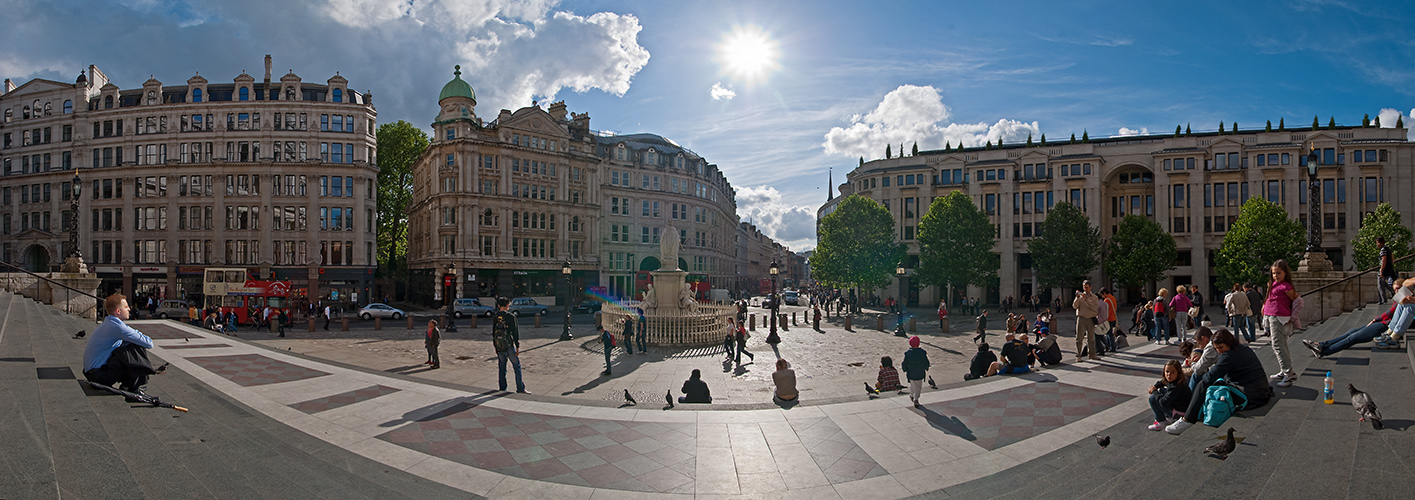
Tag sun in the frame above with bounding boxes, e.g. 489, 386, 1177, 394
717, 26, 779, 83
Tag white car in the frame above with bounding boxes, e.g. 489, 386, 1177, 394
358, 303, 405, 320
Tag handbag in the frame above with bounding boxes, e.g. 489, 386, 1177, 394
1188, 306, 1201, 317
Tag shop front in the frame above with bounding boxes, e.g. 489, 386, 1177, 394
94, 265, 124, 298
318, 267, 373, 311
176, 266, 205, 303
132, 266, 169, 302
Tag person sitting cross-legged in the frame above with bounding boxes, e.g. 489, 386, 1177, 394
1031, 330, 1063, 366
877, 356, 905, 390
82, 293, 158, 401
1165, 329, 1274, 435
964, 344, 996, 380
986, 333, 1033, 376
679, 369, 712, 404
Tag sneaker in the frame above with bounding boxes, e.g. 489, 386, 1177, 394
1165, 419, 1194, 435
1302, 339, 1324, 358
1270, 372, 1288, 381
1148, 421, 1166, 431
1276, 374, 1295, 388
1375, 336, 1401, 349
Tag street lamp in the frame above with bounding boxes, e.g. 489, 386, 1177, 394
63, 173, 86, 273
1305, 148, 1323, 253
895, 264, 908, 337
767, 260, 780, 344
560, 260, 574, 341
444, 262, 457, 332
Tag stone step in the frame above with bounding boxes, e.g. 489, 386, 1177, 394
0, 292, 61, 500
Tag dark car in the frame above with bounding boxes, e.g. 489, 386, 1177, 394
573, 300, 604, 313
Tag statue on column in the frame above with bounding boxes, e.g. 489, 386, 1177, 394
661, 222, 680, 271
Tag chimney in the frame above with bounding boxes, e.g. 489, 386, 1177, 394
263, 54, 272, 85
3, 78, 14, 94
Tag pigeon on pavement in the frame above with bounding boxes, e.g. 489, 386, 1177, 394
928, 376, 937, 389
865, 382, 880, 395
74, 330, 86, 339
665, 390, 674, 409
1095, 435, 1110, 448
624, 389, 637, 406
1204, 428, 1237, 459
155, 363, 169, 374
1348, 384, 1383, 430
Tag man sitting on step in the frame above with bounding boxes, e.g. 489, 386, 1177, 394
82, 293, 157, 401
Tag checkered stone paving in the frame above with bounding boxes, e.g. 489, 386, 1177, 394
187, 354, 330, 387
914, 381, 1136, 451
791, 417, 888, 484
290, 385, 401, 414
133, 323, 201, 340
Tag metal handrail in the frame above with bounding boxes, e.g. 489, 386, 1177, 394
0, 260, 101, 317
1297, 253, 1415, 324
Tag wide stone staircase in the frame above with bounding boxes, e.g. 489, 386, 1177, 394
921, 303, 1415, 500
0, 290, 474, 499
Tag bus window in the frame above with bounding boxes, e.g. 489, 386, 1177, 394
206, 270, 224, 283
225, 270, 244, 283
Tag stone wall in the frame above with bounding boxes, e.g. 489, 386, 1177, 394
0, 272, 101, 320
1292, 270, 1385, 328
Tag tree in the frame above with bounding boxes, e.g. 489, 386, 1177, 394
1398, 116, 1405, 128
375, 121, 430, 291
1081, 130, 1089, 142
918, 191, 998, 292
1313, 115, 1321, 129
985, 139, 993, 150
1375, 115, 1382, 127
1329, 117, 1337, 129
1175, 125, 1182, 137
1028, 202, 1101, 289
1219, 121, 1225, 134
812, 195, 905, 292
1104, 215, 1177, 289
944, 141, 952, 152
911, 142, 919, 156
1279, 117, 1285, 130
1232, 122, 1238, 133
1214, 198, 1305, 289
1070, 133, 1077, 144
1040, 133, 1047, 145
1363, 113, 1371, 127
1265, 120, 1272, 132
1353, 203, 1414, 272
885, 144, 892, 159
1026, 133, 1034, 147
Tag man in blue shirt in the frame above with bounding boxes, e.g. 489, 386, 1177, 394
83, 294, 157, 399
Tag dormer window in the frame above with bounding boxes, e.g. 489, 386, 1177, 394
332, 88, 342, 103
239, 87, 249, 101
615, 144, 626, 161
147, 91, 157, 105
192, 88, 203, 103
104, 96, 113, 109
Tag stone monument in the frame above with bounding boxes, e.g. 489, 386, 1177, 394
599, 222, 733, 347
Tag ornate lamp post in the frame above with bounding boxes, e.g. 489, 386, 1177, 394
560, 260, 574, 341
767, 260, 780, 344
444, 262, 457, 332
1299, 147, 1331, 272
63, 173, 86, 273
895, 264, 908, 336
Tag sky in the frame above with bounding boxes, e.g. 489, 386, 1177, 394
6, 0, 1415, 252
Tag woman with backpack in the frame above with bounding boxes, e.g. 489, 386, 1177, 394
1165, 329, 1273, 435
1153, 289, 1171, 345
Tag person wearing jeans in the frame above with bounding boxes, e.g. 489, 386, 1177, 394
1225, 283, 1254, 343
1170, 285, 1193, 343
1153, 289, 1171, 345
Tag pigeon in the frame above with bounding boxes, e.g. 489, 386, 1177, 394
865, 383, 880, 395
665, 390, 674, 409
155, 363, 169, 374
1348, 384, 1383, 430
1095, 435, 1110, 449
1203, 428, 1237, 459
74, 330, 86, 339
928, 376, 937, 390
623, 389, 637, 406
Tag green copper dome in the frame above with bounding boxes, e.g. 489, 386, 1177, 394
439, 65, 476, 102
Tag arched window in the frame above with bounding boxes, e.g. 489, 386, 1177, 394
63, 100, 72, 114
146, 91, 156, 105
22, 106, 30, 119
104, 96, 113, 109
192, 88, 202, 103
511, 211, 519, 228
4, 109, 11, 122
43, 102, 52, 115
239, 87, 249, 101
332, 88, 342, 103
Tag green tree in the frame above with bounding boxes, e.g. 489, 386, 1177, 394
1070, 133, 1077, 144
1265, 120, 1272, 132
911, 142, 919, 156
1353, 203, 1414, 272
1329, 117, 1337, 129
1081, 130, 1089, 142
1313, 115, 1321, 129
1040, 133, 1047, 145
1232, 122, 1238, 133
944, 141, 952, 152
1214, 198, 1305, 289
1026, 133, 1034, 147
1219, 121, 1225, 134
1185, 124, 1191, 135
885, 144, 892, 159
1104, 215, 1177, 289
1279, 117, 1285, 130
375, 121, 430, 289
1363, 113, 1371, 127
1028, 202, 1101, 289
917, 191, 998, 291
1175, 125, 1182, 137
811, 195, 905, 291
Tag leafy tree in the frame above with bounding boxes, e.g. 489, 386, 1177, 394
1328, 117, 1337, 129
1185, 124, 1191, 135
1214, 198, 1305, 289
1104, 215, 1176, 289
812, 195, 905, 291
1353, 203, 1414, 272
1398, 116, 1405, 128
985, 139, 992, 150
375, 121, 430, 287
885, 144, 892, 159
1081, 130, 1089, 142
1232, 122, 1238, 133
1279, 117, 1285, 130
1028, 202, 1101, 289
1363, 113, 1371, 127
944, 141, 952, 152
1026, 133, 1034, 147
1313, 115, 1320, 129
1219, 121, 1225, 134
917, 191, 998, 291
1040, 133, 1047, 145
911, 142, 919, 156
1070, 133, 1077, 144
1265, 120, 1272, 132
1175, 125, 1182, 137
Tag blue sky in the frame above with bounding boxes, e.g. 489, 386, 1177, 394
5, 0, 1415, 251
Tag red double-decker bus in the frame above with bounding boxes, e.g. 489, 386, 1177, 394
202, 267, 292, 325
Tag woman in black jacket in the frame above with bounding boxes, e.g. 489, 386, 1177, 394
1165, 329, 1274, 435
1147, 359, 1191, 430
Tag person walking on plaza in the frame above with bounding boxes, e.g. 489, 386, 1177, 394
322, 304, 332, 331
492, 298, 529, 393
901, 336, 930, 407
1170, 285, 1193, 343
1378, 236, 1397, 304
620, 312, 635, 355
1073, 280, 1100, 361
735, 318, 754, 364
636, 307, 648, 354
1094, 290, 1113, 355
599, 324, 615, 376
813, 305, 822, 331
424, 319, 441, 369
1101, 288, 1119, 337
188, 304, 200, 326
1264, 260, 1301, 387
277, 309, 288, 337
937, 299, 948, 332
1244, 283, 1264, 337
1225, 283, 1254, 342
1153, 289, 1171, 344
974, 310, 989, 344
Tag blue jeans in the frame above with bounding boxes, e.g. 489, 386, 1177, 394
637, 322, 647, 352
1153, 316, 1170, 343
1149, 391, 1177, 422
1389, 302, 1415, 337
603, 343, 613, 372
1230, 315, 1254, 342
1318, 322, 1389, 356
497, 349, 525, 392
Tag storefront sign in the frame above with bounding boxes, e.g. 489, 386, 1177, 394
94, 266, 123, 274
513, 271, 528, 275
133, 266, 168, 274
177, 266, 204, 274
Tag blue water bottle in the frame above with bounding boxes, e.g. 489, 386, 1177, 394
1323, 371, 1334, 404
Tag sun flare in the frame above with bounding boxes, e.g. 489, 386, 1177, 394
717, 26, 779, 83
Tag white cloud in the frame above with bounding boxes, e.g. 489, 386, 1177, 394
736, 186, 817, 246
1377, 108, 1415, 140
1117, 127, 1148, 137
710, 82, 736, 100
821, 84, 1040, 159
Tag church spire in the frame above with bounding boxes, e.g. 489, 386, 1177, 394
827, 167, 833, 201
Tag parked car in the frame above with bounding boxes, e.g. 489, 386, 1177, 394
782, 290, 800, 306
508, 297, 548, 316
358, 303, 405, 320
154, 300, 190, 319
453, 298, 494, 318
573, 300, 603, 313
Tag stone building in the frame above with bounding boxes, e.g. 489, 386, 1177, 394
821, 124, 1411, 307
0, 56, 378, 307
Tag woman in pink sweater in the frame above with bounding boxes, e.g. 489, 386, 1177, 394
1170, 285, 1194, 343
